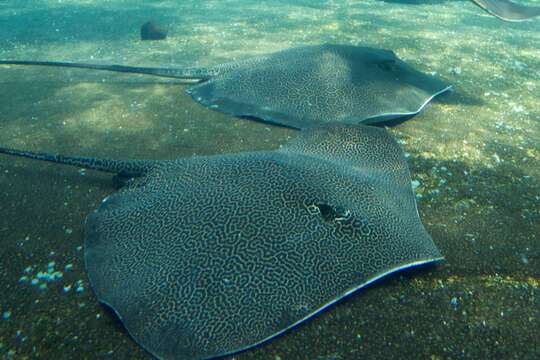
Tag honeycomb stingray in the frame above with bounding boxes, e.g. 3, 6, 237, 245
0, 44, 451, 129
469, 0, 540, 21
0, 125, 443, 359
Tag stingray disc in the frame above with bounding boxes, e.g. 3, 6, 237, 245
186, 44, 451, 129
84, 124, 442, 359
470, 0, 540, 21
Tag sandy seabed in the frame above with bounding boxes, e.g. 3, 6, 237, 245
0, 1, 539, 359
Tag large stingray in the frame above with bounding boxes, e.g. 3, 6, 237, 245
0, 44, 451, 129
469, 0, 540, 21
378, 0, 540, 21
0, 124, 443, 359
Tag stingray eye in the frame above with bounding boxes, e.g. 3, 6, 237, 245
314, 203, 353, 223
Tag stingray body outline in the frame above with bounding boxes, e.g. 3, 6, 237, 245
0, 44, 451, 129
469, 0, 540, 21
0, 124, 443, 359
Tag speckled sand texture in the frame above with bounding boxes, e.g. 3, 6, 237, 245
0, 0, 539, 359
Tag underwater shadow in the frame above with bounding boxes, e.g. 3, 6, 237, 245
407, 147, 539, 278
435, 85, 485, 107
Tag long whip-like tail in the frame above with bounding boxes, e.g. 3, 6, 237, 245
0, 60, 216, 81
0, 147, 156, 177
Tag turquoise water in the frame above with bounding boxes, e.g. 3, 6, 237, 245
0, 0, 539, 359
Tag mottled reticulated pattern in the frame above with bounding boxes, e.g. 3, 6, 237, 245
83, 124, 442, 360
186, 44, 451, 129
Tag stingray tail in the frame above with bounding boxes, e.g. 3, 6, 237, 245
0, 147, 155, 176
0, 60, 215, 81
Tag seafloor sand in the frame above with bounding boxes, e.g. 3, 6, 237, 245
0, 0, 539, 359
